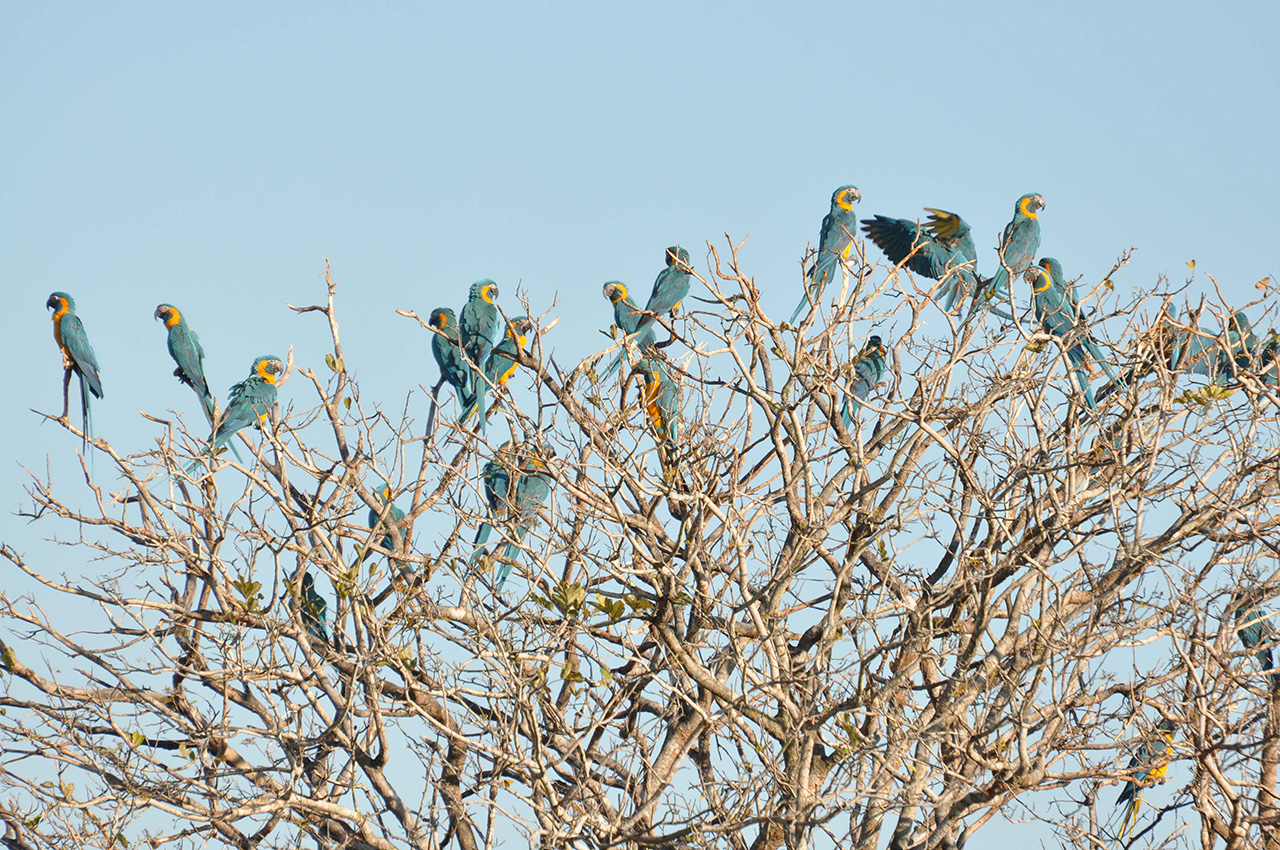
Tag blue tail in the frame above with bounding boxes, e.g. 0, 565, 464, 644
80, 374, 96, 475
495, 543, 518, 590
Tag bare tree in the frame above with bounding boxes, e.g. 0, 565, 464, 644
3, 250, 1279, 850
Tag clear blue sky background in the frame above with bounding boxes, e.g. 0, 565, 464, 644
3, 1, 1279, 843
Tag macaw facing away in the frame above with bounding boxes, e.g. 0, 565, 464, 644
462, 316, 534, 427
633, 247, 693, 341
154, 304, 215, 425
602, 281, 655, 378
496, 445, 555, 590
970, 193, 1044, 321
862, 208, 977, 313
1173, 311, 1263, 385
368, 486, 409, 576
1115, 719, 1176, 844
460, 280, 502, 370
46, 292, 103, 450
188, 356, 282, 472
634, 357, 681, 448
472, 442, 515, 560
297, 571, 329, 643
1026, 258, 1118, 411
430, 307, 473, 410
790, 185, 861, 325
1234, 598, 1280, 692
840, 335, 887, 429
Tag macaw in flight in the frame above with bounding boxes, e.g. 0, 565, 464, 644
46, 292, 103, 451
862, 208, 977, 313
1025, 258, 1118, 411
790, 185, 860, 325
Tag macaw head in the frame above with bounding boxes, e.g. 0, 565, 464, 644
832, 185, 861, 211
507, 316, 534, 345
1017, 194, 1045, 219
46, 292, 74, 314
665, 246, 692, 272
471, 279, 499, 304
154, 303, 182, 328
377, 485, 394, 504
866, 335, 885, 357
429, 307, 456, 332
301, 572, 316, 594
251, 355, 285, 384
1025, 264, 1051, 291
603, 281, 629, 304
1038, 257, 1065, 283
1156, 718, 1177, 733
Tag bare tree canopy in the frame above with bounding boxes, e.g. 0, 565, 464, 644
5, 247, 1280, 850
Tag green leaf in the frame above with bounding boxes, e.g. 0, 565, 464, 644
325, 354, 338, 372
344, 397, 352, 410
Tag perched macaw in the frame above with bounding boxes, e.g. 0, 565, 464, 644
471, 442, 515, 560
1235, 599, 1280, 692
430, 307, 473, 410
462, 316, 534, 426
368, 486, 409, 575
495, 446, 555, 590
790, 186, 861, 325
206, 355, 283, 461
46, 292, 103, 450
1174, 311, 1263, 385
298, 571, 329, 643
634, 357, 681, 447
840, 336, 887, 429
633, 247, 693, 341
1026, 258, 1118, 411
970, 193, 1044, 321
862, 208, 977, 313
460, 280, 502, 369
154, 304, 216, 424
602, 281, 655, 378
1115, 719, 1176, 844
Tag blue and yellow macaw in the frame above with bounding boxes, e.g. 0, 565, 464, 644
496, 445, 554, 590
298, 571, 329, 643
970, 193, 1044, 321
200, 356, 282, 465
634, 357, 681, 448
154, 304, 215, 425
368, 486, 409, 576
1174, 311, 1263, 385
1234, 598, 1280, 692
462, 315, 534, 426
460, 280, 502, 370
46, 292, 103, 450
790, 186, 861, 325
862, 208, 977, 313
634, 247, 693, 341
602, 281, 655, 378
1115, 719, 1176, 844
840, 335, 887, 429
430, 307, 473, 410
472, 442, 515, 559
1026, 258, 1118, 411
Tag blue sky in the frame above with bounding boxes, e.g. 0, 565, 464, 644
2, 1, 1279, 843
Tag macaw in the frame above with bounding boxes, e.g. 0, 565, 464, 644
790, 185, 861, 325
634, 357, 681, 448
154, 304, 216, 424
298, 571, 329, 643
460, 280, 502, 370
633, 246, 693, 341
471, 442, 515, 561
602, 281, 655, 378
462, 315, 534, 426
862, 208, 977, 313
1175, 311, 1263, 384
970, 193, 1044, 321
191, 356, 282, 470
46, 292, 103, 450
368, 486, 409, 575
1115, 719, 1176, 844
495, 445, 555, 590
1234, 599, 1280, 692
430, 307, 473, 410
1025, 258, 1118, 411
840, 335, 887, 429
